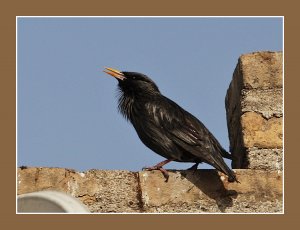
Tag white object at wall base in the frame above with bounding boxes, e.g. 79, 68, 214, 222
17, 190, 90, 213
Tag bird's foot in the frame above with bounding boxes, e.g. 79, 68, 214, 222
142, 159, 172, 182
142, 166, 169, 182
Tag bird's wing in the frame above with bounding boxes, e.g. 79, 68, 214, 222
155, 97, 231, 163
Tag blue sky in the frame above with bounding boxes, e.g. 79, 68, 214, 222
17, 17, 283, 172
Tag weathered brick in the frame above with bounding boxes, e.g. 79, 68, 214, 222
240, 51, 283, 89
18, 167, 141, 213
241, 112, 282, 149
241, 89, 282, 119
139, 170, 282, 213
243, 148, 283, 170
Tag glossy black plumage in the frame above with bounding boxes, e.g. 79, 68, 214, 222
105, 68, 238, 183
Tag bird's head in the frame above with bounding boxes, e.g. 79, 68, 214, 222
103, 67, 160, 96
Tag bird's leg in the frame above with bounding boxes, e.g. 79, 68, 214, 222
142, 159, 172, 182
187, 163, 199, 174
187, 163, 199, 171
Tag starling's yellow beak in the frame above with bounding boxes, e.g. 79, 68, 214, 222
103, 67, 125, 80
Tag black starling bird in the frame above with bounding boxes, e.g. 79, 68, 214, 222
104, 67, 238, 183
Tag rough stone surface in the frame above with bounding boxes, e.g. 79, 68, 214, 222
17, 167, 283, 213
241, 112, 283, 148
225, 51, 283, 169
243, 148, 283, 170
239, 51, 283, 89
241, 88, 283, 119
18, 167, 141, 213
139, 170, 282, 213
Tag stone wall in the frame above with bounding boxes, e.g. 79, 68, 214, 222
17, 167, 282, 213
225, 51, 283, 170
17, 51, 283, 213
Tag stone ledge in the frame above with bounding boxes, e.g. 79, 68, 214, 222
17, 167, 283, 213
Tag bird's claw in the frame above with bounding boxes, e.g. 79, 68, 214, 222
161, 169, 169, 182
142, 166, 169, 182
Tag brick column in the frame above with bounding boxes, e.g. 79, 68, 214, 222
225, 51, 283, 170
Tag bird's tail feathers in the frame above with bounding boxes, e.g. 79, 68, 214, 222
213, 158, 239, 183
